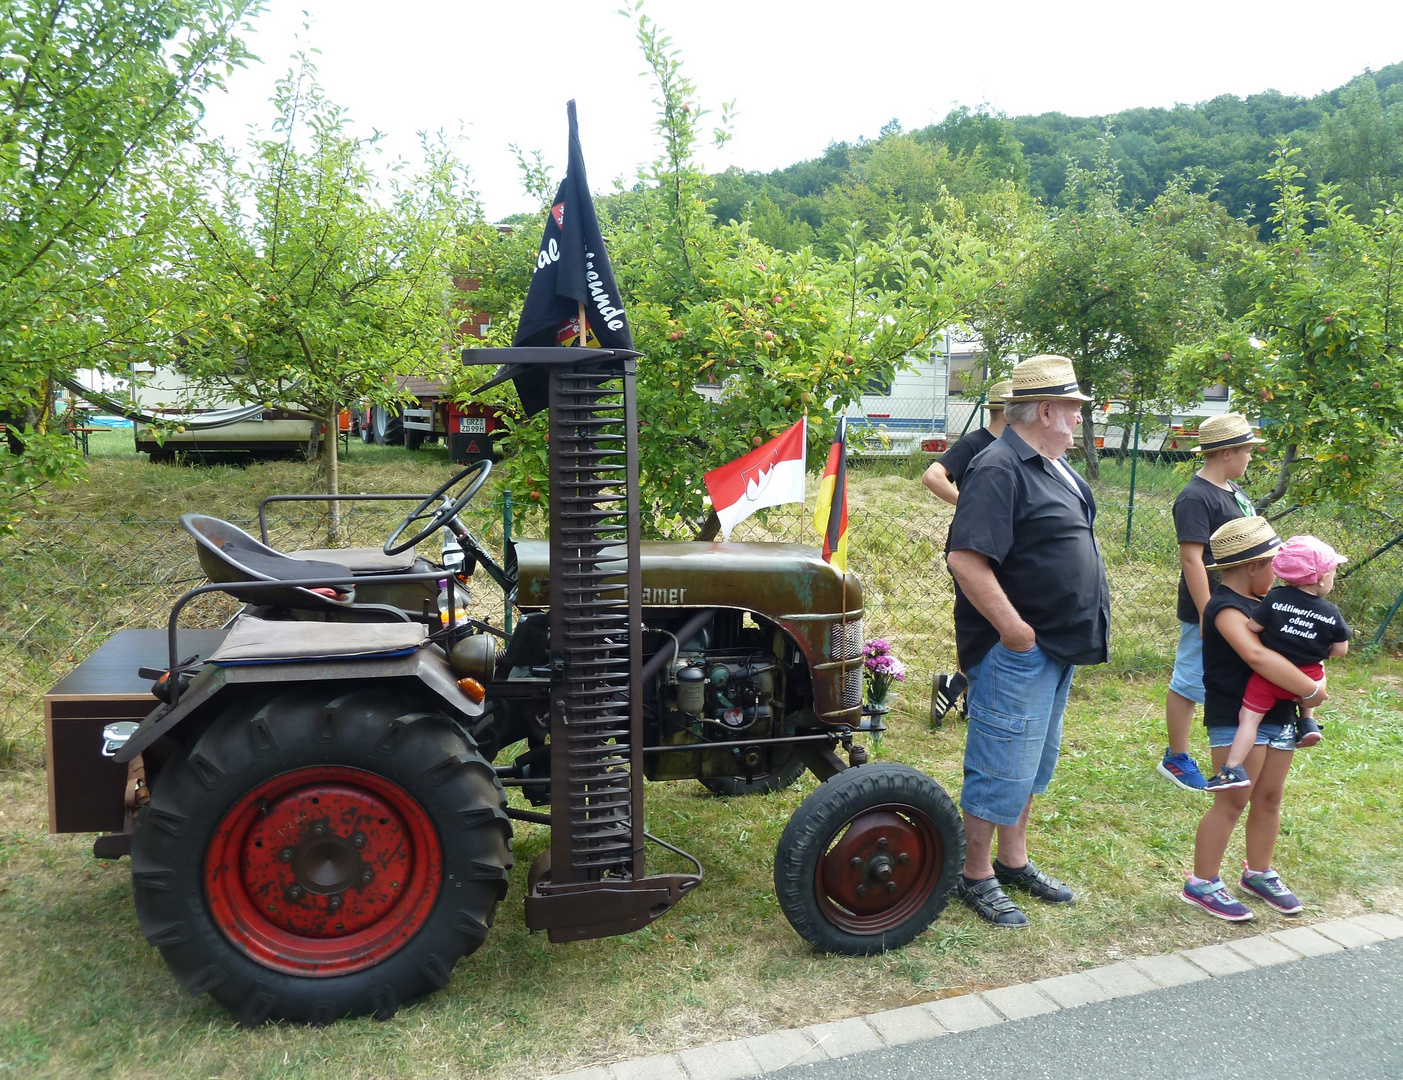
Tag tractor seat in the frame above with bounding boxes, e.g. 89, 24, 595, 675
207, 613, 428, 665
286, 546, 417, 574
181, 513, 356, 611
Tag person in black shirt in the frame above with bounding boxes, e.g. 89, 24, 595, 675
921, 379, 1010, 503
1159, 413, 1260, 792
946, 356, 1110, 927
923, 379, 1010, 725
1180, 517, 1327, 922
1205, 535, 1351, 790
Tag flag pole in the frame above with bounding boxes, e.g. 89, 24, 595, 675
837, 411, 852, 740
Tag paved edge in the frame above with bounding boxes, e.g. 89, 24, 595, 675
549, 911, 1403, 1080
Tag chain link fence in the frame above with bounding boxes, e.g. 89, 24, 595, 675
4, 469, 1400, 754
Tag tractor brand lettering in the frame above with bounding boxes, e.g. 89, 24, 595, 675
641, 587, 687, 605
584, 250, 626, 330
536, 237, 560, 271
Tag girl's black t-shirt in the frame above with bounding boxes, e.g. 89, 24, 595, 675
1201, 583, 1297, 729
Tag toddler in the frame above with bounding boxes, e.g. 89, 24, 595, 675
1206, 535, 1351, 790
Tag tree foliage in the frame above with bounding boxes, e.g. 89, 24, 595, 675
466, 5, 995, 533
1171, 147, 1403, 510
0, 0, 260, 528
994, 145, 1240, 476
172, 56, 477, 527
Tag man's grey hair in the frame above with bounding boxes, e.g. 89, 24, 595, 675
1003, 400, 1043, 425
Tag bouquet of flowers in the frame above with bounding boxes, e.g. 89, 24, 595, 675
862, 638, 905, 706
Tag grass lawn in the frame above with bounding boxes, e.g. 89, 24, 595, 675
2, 435, 1400, 1078
3, 656, 1400, 1079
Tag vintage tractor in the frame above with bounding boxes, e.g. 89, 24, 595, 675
43, 345, 964, 1024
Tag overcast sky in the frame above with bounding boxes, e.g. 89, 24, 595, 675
197, 0, 1403, 221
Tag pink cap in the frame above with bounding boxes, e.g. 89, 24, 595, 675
1271, 535, 1348, 586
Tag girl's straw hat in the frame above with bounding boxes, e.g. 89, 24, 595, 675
1194, 412, 1265, 453
1205, 516, 1282, 571
1005, 356, 1093, 402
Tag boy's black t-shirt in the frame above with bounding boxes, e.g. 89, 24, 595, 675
1250, 585, 1352, 666
938, 427, 997, 489
1173, 474, 1252, 624
1201, 584, 1297, 729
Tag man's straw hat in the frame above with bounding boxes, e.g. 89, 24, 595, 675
986, 379, 1012, 410
1194, 412, 1265, 454
1005, 355, 1093, 402
1204, 516, 1282, 571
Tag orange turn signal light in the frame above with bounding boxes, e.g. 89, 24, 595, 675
457, 677, 486, 703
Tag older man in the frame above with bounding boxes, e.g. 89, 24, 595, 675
945, 355, 1110, 926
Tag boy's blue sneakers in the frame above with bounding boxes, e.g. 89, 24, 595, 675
1158, 749, 1209, 791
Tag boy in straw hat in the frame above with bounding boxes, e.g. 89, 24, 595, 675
947, 355, 1109, 926
922, 378, 1012, 725
1158, 412, 1263, 792
1181, 517, 1326, 921
1204, 534, 1351, 790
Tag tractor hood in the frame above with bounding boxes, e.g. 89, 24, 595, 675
511, 539, 863, 620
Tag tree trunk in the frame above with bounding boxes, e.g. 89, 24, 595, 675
1079, 398, 1100, 480
694, 508, 722, 541
325, 401, 342, 546
1260, 443, 1298, 516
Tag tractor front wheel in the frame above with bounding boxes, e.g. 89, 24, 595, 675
130, 687, 512, 1024
774, 763, 963, 955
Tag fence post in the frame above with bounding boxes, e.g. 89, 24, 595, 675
1371, 586, 1403, 647
502, 490, 514, 634
1124, 414, 1141, 550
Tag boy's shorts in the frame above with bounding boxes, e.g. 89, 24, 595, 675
1168, 620, 1205, 704
1243, 662, 1324, 714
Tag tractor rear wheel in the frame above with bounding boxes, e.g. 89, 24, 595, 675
774, 763, 963, 955
130, 687, 512, 1024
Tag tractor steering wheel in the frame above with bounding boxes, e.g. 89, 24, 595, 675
383, 460, 493, 556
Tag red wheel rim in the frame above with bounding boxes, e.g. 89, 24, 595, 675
815, 806, 943, 934
204, 766, 443, 977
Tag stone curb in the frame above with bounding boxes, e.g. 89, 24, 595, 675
551, 911, 1403, 1080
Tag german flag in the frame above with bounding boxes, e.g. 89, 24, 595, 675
813, 416, 848, 573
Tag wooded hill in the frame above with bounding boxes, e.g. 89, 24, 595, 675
704, 62, 1403, 248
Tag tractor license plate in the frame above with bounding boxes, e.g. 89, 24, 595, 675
459, 417, 487, 434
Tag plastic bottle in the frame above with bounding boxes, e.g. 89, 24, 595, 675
436, 578, 471, 629
441, 526, 465, 575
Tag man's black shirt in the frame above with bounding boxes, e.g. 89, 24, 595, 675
1173, 474, 1251, 624
1202, 584, 1296, 728
947, 425, 1110, 669
937, 427, 997, 489
1250, 586, 1352, 666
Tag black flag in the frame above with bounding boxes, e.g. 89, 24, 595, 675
510, 101, 634, 413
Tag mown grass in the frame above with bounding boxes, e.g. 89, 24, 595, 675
1, 435, 1401, 1078
3, 659, 1401, 1079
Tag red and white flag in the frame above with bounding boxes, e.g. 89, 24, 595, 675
704, 419, 807, 539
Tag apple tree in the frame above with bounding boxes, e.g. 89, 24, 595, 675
0, 0, 261, 529
1170, 147, 1403, 511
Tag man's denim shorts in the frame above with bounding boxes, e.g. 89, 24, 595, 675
1168, 620, 1206, 704
960, 642, 1076, 826
1206, 722, 1296, 751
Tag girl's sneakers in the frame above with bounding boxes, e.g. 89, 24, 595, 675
1181, 877, 1254, 921
1239, 864, 1304, 914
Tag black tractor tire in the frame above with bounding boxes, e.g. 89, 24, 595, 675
699, 753, 806, 797
358, 410, 374, 443
370, 405, 403, 447
130, 686, 512, 1025
404, 428, 427, 451
774, 763, 963, 955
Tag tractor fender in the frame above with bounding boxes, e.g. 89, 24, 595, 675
115, 648, 483, 762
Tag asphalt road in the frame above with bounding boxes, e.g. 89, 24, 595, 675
769, 937, 1403, 1080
